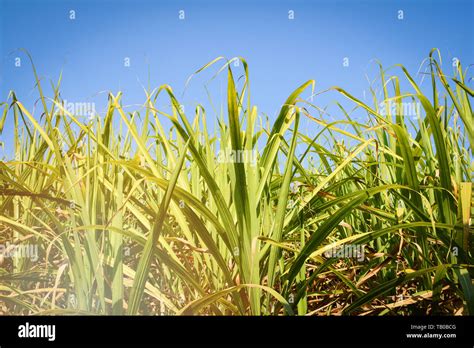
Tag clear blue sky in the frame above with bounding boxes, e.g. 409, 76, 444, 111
0, 0, 473, 152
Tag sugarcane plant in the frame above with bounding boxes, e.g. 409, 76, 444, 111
0, 49, 472, 315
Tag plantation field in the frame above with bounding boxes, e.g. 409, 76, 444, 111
0, 51, 473, 315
